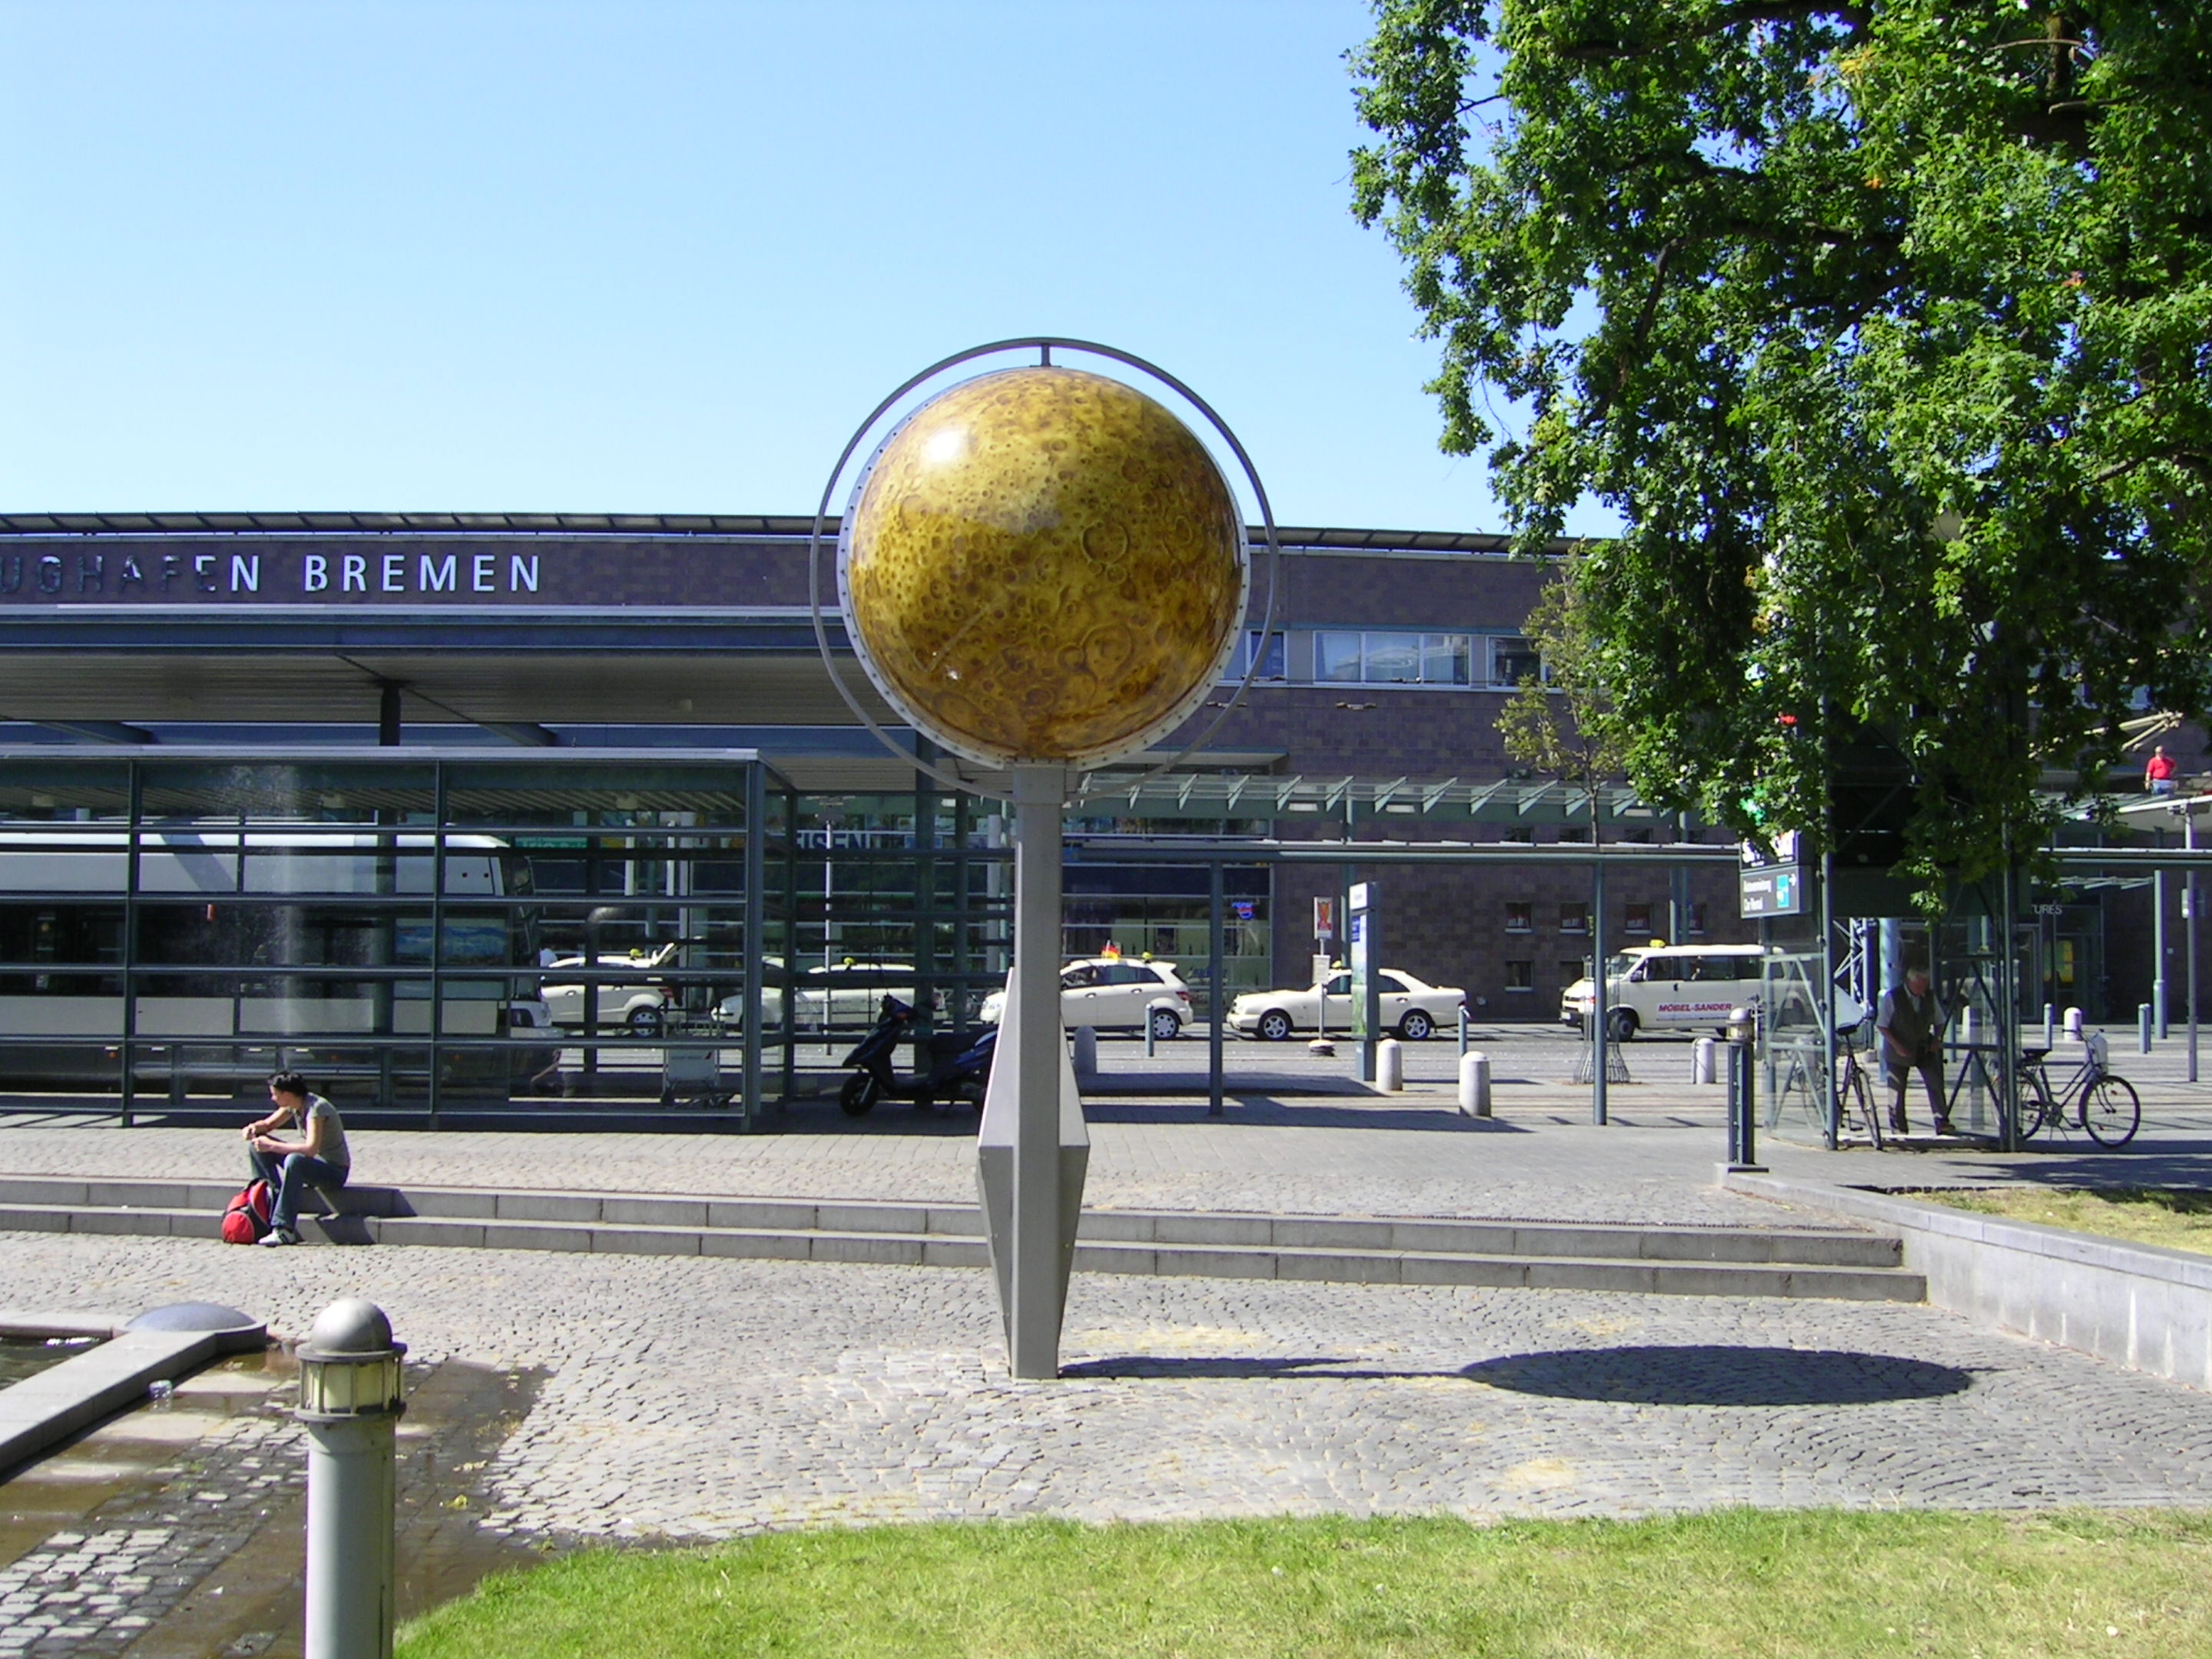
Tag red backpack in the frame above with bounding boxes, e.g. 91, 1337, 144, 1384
220, 1179, 273, 1244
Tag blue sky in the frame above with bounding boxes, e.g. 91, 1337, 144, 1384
1, 1, 1601, 535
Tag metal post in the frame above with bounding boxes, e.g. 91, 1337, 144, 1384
1998, 856, 2018, 1153
974, 763, 1087, 1382
1591, 857, 1608, 1125
1820, 846, 1837, 1150
740, 760, 766, 1131
1207, 859, 1224, 1118
427, 763, 447, 1129
2190, 810, 2200, 1084
2154, 866, 2169, 1038
1458, 1003, 1470, 1058
119, 763, 144, 1128
1731, 1037, 1757, 1168
2140, 1002, 2154, 1055
296, 1299, 406, 1659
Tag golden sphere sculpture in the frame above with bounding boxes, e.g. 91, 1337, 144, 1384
839, 366, 1247, 768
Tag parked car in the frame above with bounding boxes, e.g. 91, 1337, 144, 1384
541, 942, 676, 1035
979, 957, 1192, 1042
1227, 968, 1465, 1041
713, 959, 936, 1032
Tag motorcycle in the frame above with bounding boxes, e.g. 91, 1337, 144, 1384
839, 995, 996, 1116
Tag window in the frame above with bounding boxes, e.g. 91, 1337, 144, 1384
1488, 635, 1544, 687
1224, 631, 1285, 681
1313, 631, 1474, 686
1688, 902, 1708, 935
1504, 901, 1533, 932
1559, 903, 1588, 935
1504, 960, 1535, 990
1503, 826, 1535, 845
1316, 631, 1363, 683
1561, 959, 1588, 984
1557, 826, 1591, 844
1624, 902, 1654, 936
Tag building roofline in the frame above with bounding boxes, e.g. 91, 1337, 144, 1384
0, 512, 1578, 557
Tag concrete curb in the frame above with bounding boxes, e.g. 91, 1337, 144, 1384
1722, 1172, 2212, 1392
0, 1328, 220, 1473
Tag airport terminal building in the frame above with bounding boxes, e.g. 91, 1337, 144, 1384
0, 512, 2172, 1123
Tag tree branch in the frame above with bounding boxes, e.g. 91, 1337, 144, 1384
1554, 1, 1869, 61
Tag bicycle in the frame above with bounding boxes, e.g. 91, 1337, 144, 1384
1766, 1025, 1884, 1150
2016, 1032, 2141, 1149
1833, 1025, 1883, 1151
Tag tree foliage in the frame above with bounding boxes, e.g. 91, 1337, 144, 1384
1497, 560, 1632, 830
1351, 2, 2212, 891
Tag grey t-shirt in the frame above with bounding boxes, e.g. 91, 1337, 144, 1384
303, 1093, 351, 1171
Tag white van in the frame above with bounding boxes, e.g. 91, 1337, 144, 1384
1560, 944, 1768, 1040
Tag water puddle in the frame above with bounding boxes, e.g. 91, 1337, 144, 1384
0, 1332, 103, 1389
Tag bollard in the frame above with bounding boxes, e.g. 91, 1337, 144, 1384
1459, 1050, 1491, 1117
2141, 1002, 2154, 1055
2043, 1003, 2055, 1049
1376, 1036, 1403, 1092
1144, 1018, 1156, 1058
2064, 1007, 2085, 1041
296, 1298, 406, 1659
1071, 1025, 1098, 1081
1691, 1036, 1718, 1086
1458, 1004, 1471, 1058
1723, 1005, 1763, 1171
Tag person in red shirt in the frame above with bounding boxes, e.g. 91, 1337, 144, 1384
2145, 745, 2177, 795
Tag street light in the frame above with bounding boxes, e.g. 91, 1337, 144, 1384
296, 1297, 406, 1659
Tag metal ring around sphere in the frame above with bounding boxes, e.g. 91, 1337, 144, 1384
807, 336, 1282, 806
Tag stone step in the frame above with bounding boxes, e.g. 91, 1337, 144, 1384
0, 1180, 1923, 1303
0, 1176, 1904, 1267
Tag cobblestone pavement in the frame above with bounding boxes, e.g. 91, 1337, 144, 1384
2, 1232, 2207, 1566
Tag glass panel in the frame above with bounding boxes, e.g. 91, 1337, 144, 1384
1314, 631, 1363, 683
1422, 634, 1472, 685
1363, 632, 1422, 684
1225, 631, 1286, 681
1491, 636, 1543, 687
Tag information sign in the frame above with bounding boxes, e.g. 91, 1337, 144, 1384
1739, 864, 1803, 918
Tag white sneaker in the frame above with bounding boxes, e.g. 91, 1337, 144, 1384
257, 1227, 300, 1247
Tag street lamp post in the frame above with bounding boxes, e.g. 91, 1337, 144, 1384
295, 1298, 407, 1659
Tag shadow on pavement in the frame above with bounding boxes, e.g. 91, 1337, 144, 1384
1462, 1344, 1976, 1406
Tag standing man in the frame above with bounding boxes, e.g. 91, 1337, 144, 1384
1876, 962, 1949, 1136
241, 1070, 351, 1247
2145, 745, 2178, 796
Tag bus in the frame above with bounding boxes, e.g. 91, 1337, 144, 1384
0, 826, 547, 1094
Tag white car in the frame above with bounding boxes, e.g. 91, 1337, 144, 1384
541, 943, 675, 1035
1227, 968, 1465, 1042
979, 958, 1192, 1043
714, 960, 932, 1031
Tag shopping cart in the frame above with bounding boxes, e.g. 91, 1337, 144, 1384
660, 1041, 733, 1109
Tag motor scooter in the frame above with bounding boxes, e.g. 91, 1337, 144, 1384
839, 995, 995, 1116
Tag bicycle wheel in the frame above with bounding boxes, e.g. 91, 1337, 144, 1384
2081, 1076, 2141, 1149
2013, 1075, 2051, 1141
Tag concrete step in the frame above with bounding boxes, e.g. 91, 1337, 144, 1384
0, 1176, 1906, 1264
0, 1177, 1922, 1301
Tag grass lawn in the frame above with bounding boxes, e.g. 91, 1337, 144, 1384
1920, 1187, 2212, 1255
397, 1509, 2212, 1658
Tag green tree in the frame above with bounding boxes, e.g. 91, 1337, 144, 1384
1351, 2, 2212, 896
1497, 558, 1631, 838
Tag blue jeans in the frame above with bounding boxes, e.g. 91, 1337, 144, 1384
247, 1147, 348, 1231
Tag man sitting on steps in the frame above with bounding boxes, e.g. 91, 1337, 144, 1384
241, 1070, 352, 1247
